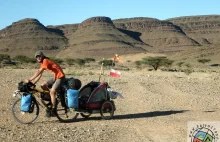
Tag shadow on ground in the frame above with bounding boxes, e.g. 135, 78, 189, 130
76, 110, 189, 121
113, 110, 188, 119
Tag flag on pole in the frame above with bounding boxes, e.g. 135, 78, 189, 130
113, 54, 123, 63
110, 69, 121, 77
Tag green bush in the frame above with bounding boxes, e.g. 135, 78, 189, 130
176, 62, 185, 68
141, 56, 174, 70
75, 59, 85, 66
64, 58, 76, 66
12, 55, 35, 63
98, 60, 115, 67
197, 59, 211, 64
84, 58, 95, 63
49, 57, 64, 64
184, 63, 193, 75
0, 54, 10, 62
134, 60, 142, 69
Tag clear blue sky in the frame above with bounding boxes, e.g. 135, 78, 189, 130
0, 0, 219, 30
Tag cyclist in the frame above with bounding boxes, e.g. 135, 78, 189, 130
27, 51, 65, 116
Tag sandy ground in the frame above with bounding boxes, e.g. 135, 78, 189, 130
0, 68, 220, 142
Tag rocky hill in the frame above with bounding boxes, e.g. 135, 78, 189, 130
0, 15, 220, 59
0, 18, 68, 56
55, 17, 147, 59
113, 17, 200, 47
167, 15, 220, 45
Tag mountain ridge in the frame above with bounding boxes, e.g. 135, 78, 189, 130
0, 15, 220, 59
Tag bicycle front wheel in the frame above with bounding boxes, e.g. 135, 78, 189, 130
11, 98, 39, 124
56, 100, 79, 123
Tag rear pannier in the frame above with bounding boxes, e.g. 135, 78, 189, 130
63, 78, 82, 109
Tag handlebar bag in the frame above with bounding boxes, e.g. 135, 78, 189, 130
20, 93, 32, 112
66, 89, 79, 108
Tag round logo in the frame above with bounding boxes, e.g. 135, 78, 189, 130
189, 124, 218, 142
191, 127, 215, 142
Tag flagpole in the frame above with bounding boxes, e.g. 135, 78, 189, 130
99, 58, 104, 82
112, 54, 116, 69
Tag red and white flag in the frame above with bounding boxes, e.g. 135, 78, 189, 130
110, 69, 121, 77
113, 54, 123, 63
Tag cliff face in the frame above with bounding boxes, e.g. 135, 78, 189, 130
113, 18, 200, 47
167, 15, 220, 45
0, 15, 220, 58
0, 18, 67, 53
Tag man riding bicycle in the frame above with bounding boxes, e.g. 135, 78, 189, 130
27, 51, 65, 116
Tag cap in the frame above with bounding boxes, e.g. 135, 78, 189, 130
35, 51, 44, 58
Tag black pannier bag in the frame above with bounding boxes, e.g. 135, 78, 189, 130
65, 78, 82, 90
40, 92, 51, 101
18, 81, 35, 92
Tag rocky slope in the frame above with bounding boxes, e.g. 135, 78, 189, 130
167, 15, 220, 45
56, 17, 147, 59
113, 17, 200, 47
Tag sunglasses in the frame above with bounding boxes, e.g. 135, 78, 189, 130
36, 55, 41, 58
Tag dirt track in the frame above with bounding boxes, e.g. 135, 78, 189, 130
0, 69, 220, 142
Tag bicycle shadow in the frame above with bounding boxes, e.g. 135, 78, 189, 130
76, 110, 189, 121
32, 110, 189, 124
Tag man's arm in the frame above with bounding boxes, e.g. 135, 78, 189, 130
29, 68, 44, 82
32, 72, 42, 84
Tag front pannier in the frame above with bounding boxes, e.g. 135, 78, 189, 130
20, 93, 32, 112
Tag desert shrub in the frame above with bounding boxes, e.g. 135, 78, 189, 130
200, 54, 207, 58
134, 60, 142, 69
184, 63, 191, 68
75, 59, 85, 67
49, 57, 64, 64
176, 62, 185, 68
89, 71, 94, 75
184, 63, 193, 75
141, 56, 174, 70
197, 58, 211, 64
98, 60, 115, 67
210, 64, 220, 67
65, 71, 85, 76
84, 58, 95, 63
1, 60, 16, 65
0, 54, 15, 68
64, 58, 76, 66
0, 54, 10, 62
184, 68, 193, 75
12, 55, 35, 63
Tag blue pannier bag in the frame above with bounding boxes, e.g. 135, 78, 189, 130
66, 89, 79, 108
20, 94, 32, 112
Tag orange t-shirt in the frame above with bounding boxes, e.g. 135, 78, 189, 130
40, 59, 65, 79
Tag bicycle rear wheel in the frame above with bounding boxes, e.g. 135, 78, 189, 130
11, 98, 39, 124
100, 101, 114, 120
55, 100, 79, 123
